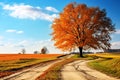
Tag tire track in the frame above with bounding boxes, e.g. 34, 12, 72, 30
61, 60, 119, 80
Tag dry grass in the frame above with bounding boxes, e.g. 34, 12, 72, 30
0, 54, 62, 71
87, 52, 120, 78
0, 54, 62, 61
87, 52, 120, 59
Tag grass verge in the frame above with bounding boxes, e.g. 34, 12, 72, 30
87, 54, 120, 78
0, 58, 56, 71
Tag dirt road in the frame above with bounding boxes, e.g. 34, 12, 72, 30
61, 60, 120, 80
0, 54, 73, 80
0, 60, 61, 80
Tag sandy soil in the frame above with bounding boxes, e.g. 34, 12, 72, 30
0, 60, 61, 80
61, 60, 120, 80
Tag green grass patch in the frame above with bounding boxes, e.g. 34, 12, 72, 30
71, 54, 80, 58
71, 53, 99, 60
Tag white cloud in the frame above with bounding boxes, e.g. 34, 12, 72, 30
2, 3, 58, 21
115, 29, 120, 34
111, 41, 120, 49
6, 29, 16, 33
16, 31, 24, 34
6, 29, 24, 34
13, 40, 29, 48
45, 6, 59, 13
0, 39, 62, 53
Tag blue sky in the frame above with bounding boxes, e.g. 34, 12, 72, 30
0, 0, 120, 53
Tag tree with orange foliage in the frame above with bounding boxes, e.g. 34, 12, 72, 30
51, 3, 115, 57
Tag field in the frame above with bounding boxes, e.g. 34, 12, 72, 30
87, 52, 120, 58
87, 52, 120, 78
0, 54, 62, 78
0, 54, 62, 61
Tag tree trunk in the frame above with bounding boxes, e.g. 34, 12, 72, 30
78, 47, 83, 57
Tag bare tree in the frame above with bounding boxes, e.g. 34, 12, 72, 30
22, 48, 26, 54
41, 47, 48, 54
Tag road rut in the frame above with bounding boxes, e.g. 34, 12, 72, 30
61, 60, 120, 80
